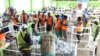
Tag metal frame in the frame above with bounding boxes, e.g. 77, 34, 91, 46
71, 26, 95, 56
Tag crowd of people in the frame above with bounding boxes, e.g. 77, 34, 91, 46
0, 7, 100, 56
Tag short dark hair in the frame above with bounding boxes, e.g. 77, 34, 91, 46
55, 15, 59, 18
31, 23, 35, 28
77, 17, 82, 21
94, 21, 98, 25
46, 25, 52, 31
64, 15, 68, 19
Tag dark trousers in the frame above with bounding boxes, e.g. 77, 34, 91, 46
21, 50, 31, 56
76, 32, 81, 42
62, 30, 67, 40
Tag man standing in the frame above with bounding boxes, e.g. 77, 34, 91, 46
40, 12, 46, 31
16, 26, 33, 56
92, 20, 100, 55
20, 10, 28, 24
38, 25, 57, 56
76, 17, 83, 43
46, 13, 53, 29
54, 15, 62, 38
62, 15, 68, 40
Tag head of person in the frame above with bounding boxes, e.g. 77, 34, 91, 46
22, 10, 25, 14
22, 25, 27, 31
94, 21, 98, 25
77, 17, 82, 22
64, 15, 68, 20
38, 11, 40, 15
46, 25, 52, 32
93, 19, 99, 25
22, 27, 27, 32
48, 13, 51, 17
31, 23, 35, 28
56, 15, 59, 19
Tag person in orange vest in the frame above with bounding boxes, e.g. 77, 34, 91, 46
0, 30, 6, 47
55, 15, 62, 38
76, 17, 83, 43
20, 10, 28, 24
62, 15, 68, 40
11, 16, 19, 31
46, 13, 53, 30
40, 12, 46, 31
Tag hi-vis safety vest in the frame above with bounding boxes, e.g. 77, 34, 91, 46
16, 32, 31, 50
47, 17, 53, 25
62, 20, 68, 31
92, 25, 100, 37
76, 21, 83, 32
55, 19, 62, 31
0, 34, 5, 41
27, 22, 34, 32
0, 33, 6, 47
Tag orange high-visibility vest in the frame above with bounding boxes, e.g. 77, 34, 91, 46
62, 20, 68, 31
47, 16, 53, 25
55, 19, 62, 31
0, 33, 6, 47
0, 34, 5, 41
76, 21, 83, 32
